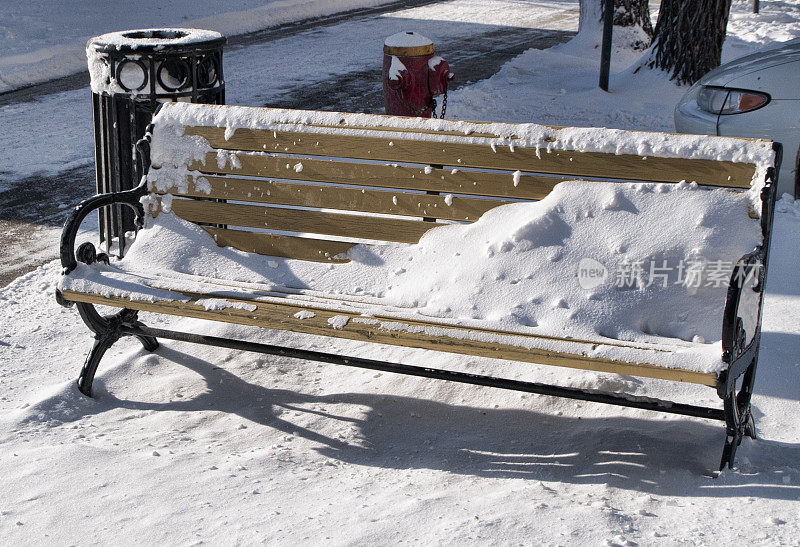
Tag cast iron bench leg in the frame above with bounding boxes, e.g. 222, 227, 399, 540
133, 321, 159, 352
719, 355, 758, 470
75, 303, 159, 397
78, 333, 120, 397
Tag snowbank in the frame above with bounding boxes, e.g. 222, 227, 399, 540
448, 0, 800, 132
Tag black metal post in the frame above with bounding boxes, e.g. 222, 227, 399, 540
87, 29, 226, 257
599, 1, 614, 92
753, 0, 760, 14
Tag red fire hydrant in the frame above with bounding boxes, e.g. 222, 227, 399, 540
383, 31, 454, 118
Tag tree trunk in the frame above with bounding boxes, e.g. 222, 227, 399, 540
579, 0, 654, 50
602, 0, 654, 38
647, 0, 733, 85
578, 0, 603, 38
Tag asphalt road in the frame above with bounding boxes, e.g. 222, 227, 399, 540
0, 0, 574, 287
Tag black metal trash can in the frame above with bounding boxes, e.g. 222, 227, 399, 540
87, 28, 226, 255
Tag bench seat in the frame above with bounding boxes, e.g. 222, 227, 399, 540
59, 266, 720, 386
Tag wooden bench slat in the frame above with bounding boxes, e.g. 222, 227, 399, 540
202, 227, 355, 262
163, 197, 437, 243
86, 265, 697, 353
157, 176, 512, 222
60, 289, 719, 387
185, 126, 757, 189
185, 152, 565, 200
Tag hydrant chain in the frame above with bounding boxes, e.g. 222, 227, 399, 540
436, 90, 448, 119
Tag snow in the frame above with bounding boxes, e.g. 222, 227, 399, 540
427, 54, 445, 70
726, 0, 800, 58
60, 262, 190, 304
150, 101, 775, 167
327, 315, 351, 329
448, 1, 800, 131
384, 30, 434, 49
387, 55, 406, 81
5, 203, 800, 542
3, 0, 800, 544
194, 298, 258, 312
90, 27, 223, 50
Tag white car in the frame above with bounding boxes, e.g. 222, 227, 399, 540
675, 38, 800, 197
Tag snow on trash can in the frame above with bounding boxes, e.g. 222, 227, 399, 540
87, 28, 226, 255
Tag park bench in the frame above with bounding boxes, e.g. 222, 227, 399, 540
57, 103, 781, 470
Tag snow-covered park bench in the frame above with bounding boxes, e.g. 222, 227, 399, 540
57, 103, 781, 470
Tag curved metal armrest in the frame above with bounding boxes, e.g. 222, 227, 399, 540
716, 148, 779, 402
718, 247, 765, 397
721, 248, 765, 355
60, 179, 149, 275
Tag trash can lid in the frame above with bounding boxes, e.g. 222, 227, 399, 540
384, 31, 434, 57
88, 28, 225, 54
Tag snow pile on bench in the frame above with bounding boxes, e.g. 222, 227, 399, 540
62, 179, 762, 374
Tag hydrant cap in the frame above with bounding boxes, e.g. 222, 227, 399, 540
383, 31, 434, 57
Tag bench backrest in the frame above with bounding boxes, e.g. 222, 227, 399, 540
146, 104, 770, 263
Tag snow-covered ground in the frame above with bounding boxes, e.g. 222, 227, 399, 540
2, 0, 800, 544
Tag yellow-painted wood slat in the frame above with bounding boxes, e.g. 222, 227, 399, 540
66, 264, 696, 353
182, 152, 566, 200
156, 176, 512, 222
202, 227, 355, 262
59, 289, 719, 386
184, 126, 758, 188
163, 197, 437, 243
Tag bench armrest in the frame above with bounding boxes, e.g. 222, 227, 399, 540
719, 247, 765, 393
59, 179, 149, 275
718, 160, 779, 397
60, 134, 153, 275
